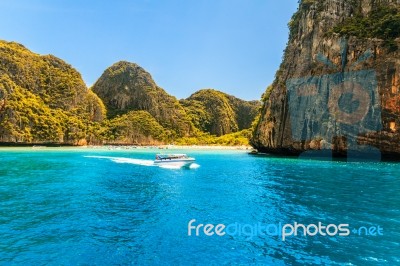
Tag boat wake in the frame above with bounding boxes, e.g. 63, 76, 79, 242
85, 156, 200, 169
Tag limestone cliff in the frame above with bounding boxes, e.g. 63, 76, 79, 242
251, 0, 400, 158
92, 61, 195, 137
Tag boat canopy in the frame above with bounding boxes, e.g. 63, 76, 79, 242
155, 154, 189, 160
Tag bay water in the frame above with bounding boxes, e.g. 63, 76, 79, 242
0, 148, 399, 265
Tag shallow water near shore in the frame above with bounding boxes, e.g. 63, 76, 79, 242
0, 147, 399, 265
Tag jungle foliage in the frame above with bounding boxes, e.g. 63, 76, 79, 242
332, 5, 400, 51
0, 41, 260, 146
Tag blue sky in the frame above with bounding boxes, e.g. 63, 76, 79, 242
0, 0, 298, 100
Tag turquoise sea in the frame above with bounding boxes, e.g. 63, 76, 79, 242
0, 147, 399, 265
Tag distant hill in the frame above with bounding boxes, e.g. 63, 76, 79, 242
180, 89, 260, 136
0, 40, 105, 144
0, 40, 260, 145
91, 61, 195, 138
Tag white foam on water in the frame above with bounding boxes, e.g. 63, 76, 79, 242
158, 163, 184, 170
158, 162, 201, 170
85, 156, 155, 166
85, 156, 200, 170
111, 157, 155, 166
189, 163, 200, 169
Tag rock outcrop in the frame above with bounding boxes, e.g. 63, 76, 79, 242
251, 0, 400, 158
92, 61, 195, 137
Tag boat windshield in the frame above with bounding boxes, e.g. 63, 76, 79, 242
156, 154, 188, 160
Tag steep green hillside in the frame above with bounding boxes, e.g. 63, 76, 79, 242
180, 89, 260, 136
225, 95, 260, 130
100, 110, 169, 145
91, 61, 194, 138
0, 40, 105, 144
0, 41, 258, 146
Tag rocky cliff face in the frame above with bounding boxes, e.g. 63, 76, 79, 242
92, 61, 194, 137
251, 0, 400, 158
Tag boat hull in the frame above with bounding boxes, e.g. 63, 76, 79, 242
154, 159, 195, 168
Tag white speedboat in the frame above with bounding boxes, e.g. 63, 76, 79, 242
154, 154, 195, 168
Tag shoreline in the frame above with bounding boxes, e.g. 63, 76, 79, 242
0, 144, 254, 151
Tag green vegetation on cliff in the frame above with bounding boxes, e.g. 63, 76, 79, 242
0, 40, 105, 144
180, 89, 260, 137
92, 61, 194, 138
176, 129, 252, 146
92, 65, 260, 144
332, 5, 400, 51
0, 41, 259, 146
100, 111, 169, 144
